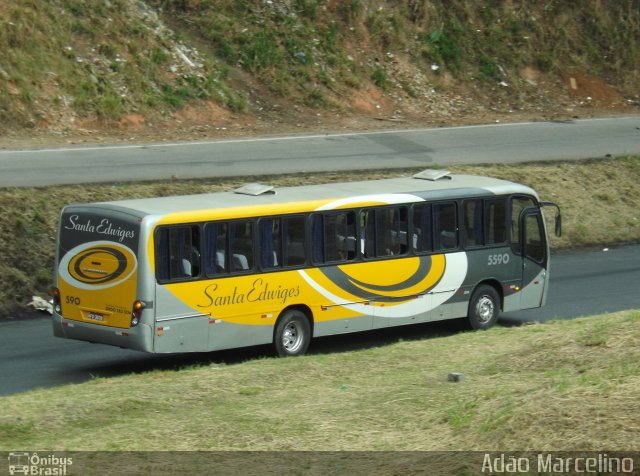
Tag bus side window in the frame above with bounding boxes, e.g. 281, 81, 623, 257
485, 197, 507, 245
464, 199, 484, 248
205, 222, 229, 275
333, 211, 356, 261
283, 215, 306, 266
230, 221, 254, 271
397, 207, 409, 254
380, 206, 408, 256
311, 215, 325, 263
259, 215, 306, 269
361, 209, 376, 258
157, 225, 201, 281
434, 202, 458, 251
312, 211, 356, 264
259, 217, 281, 269
412, 204, 432, 253
362, 206, 408, 258
511, 196, 535, 252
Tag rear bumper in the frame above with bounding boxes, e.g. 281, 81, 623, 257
53, 312, 154, 352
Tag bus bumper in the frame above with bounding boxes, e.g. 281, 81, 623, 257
52, 313, 154, 352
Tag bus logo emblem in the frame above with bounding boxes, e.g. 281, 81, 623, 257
69, 246, 128, 285
58, 241, 137, 290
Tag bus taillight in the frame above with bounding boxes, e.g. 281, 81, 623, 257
131, 300, 145, 327
52, 287, 61, 313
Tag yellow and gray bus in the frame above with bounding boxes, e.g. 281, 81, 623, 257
52, 170, 561, 356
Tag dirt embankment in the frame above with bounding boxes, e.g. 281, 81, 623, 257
0, 1, 638, 149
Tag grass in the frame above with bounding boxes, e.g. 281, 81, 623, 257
1, 309, 639, 453
144, 0, 639, 109
0, 156, 639, 316
0, 0, 245, 128
0, 1, 638, 133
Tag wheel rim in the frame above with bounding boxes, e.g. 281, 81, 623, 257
282, 321, 304, 353
475, 295, 495, 324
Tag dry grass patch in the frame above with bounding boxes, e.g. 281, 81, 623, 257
1, 310, 639, 451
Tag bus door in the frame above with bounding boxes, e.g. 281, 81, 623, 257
519, 209, 548, 309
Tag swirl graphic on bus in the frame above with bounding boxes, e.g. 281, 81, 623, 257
320, 255, 445, 301
58, 241, 137, 290
299, 252, 468, 318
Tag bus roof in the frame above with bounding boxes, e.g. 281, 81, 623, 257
77, 173, 538, 217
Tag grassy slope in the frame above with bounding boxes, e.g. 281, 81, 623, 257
153, 0, 639, 97
0, 0, 243, 130
1, 310, 639, 452
1, 156, 639, 317
0, 1, 638, 132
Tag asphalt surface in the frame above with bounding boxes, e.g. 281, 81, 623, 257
0, 117, 639, 187
1, 243, 638, 396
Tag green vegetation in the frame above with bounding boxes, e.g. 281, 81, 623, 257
1, 309, 638, 452
0, 0, 245, 129
151, 0, 639, 105
0, 1, 638, 132
0, 156, 638, 317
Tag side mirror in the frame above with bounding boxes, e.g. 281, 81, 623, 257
540, 201, 562, 238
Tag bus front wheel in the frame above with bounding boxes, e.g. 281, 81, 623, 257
274, 310, 311, 357
468, 285, 500, 330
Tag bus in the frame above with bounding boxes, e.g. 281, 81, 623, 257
52, 170, 561, 356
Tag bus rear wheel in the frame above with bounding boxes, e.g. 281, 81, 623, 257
468, 285, 500, 330
274, 310, 311, 357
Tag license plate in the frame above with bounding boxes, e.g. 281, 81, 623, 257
87, 312, 105, 322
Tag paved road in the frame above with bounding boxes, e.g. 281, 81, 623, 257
0, 117, 639, 187
1, 244, 638, 396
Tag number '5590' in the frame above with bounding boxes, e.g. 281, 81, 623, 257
488, 253, 510, 266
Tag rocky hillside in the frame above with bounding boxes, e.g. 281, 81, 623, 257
0, 0, 638, 142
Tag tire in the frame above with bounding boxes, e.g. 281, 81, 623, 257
467, 285, 500, 330
274, 309, 311, 357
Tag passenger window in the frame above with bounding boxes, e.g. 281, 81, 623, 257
259, 218, 282, 269
230, 221, 254, 271
259, 215, 306, 269
156, 225, 201, 281
311, 211, 356, 264
283, 216, 306, 266
361, 209, 375, 258
361, 206, 408, 258
485, 198, 507, 245
204, 220, 253, 276
433, 203, 458, 251
464, 199, 483, 247
412, 204, 432, 253
205, 222, 229, 275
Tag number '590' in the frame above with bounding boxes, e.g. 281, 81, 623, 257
65, 295, 81, 305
